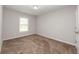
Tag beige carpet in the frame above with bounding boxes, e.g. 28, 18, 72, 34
1, 34, 77, 54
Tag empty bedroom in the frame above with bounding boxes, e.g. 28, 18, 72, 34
0, 5, 79, 54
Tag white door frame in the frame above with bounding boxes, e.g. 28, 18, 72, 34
76, 5, 79, 53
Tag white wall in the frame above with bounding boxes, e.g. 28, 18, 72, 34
2, 7, 36, 40
37, 6, 76, 45
0, 5, 2, 52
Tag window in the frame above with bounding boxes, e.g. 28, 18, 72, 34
19, 17, 28, 32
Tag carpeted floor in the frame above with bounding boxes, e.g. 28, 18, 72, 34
1, 34, 77, 54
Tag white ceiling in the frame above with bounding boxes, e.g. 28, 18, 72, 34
4, 5, 65, 15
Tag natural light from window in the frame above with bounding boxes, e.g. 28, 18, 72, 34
19, 17, 28, 32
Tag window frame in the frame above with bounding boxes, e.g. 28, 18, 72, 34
19, 17, 29, 32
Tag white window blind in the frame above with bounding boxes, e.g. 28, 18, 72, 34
19, 17, 28, 32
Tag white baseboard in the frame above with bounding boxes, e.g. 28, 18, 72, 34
37, 33, 76, 46
3, 33, 76, 46
3, 33, 35, 41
